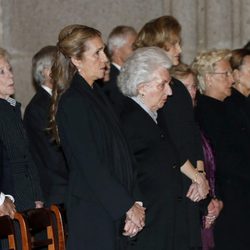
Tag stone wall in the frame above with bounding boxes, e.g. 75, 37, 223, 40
0, 0, 250, 110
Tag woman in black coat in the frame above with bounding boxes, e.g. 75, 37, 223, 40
193, 49, 250, 250
116, 46, 204, 250
49, 24, 145, 250
133, 16, 209, 249
0, 47, 43, 214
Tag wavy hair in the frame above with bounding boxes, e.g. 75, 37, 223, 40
118, 47, 172, 97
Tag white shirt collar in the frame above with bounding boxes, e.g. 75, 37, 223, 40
41, 85, 52, 96
112, 62, 121, 71
131, 96, 158, 123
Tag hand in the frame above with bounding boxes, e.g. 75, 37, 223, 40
126, 202, 146, 229
204, 198, 223, 228
123, 218, 141, 237
0, 197, 16, 219
186, 183, 202, 202
35, 201, 44, 208
195, 173, 210, 199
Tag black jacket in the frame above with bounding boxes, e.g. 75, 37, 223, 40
0, 99, 43, 211
24, 86, 68, 205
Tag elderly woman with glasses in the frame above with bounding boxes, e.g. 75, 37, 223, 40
192, 49, 250, 250
117, 46, 193, 250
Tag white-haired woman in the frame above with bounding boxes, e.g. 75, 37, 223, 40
118, 47, 189, 250
193, 49, 250, 250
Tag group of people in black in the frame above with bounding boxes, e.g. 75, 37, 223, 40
0, 15, 250, 250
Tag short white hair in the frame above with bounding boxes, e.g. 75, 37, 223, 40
107, 26, 136, 56
118, 47, 172, 97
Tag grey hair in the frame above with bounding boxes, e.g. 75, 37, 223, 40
118, 47, 172, 97
107, 26, 137, 56
32, 45, 57, 87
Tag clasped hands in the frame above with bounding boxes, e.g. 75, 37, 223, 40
123, 202, 146, 238
186, 173, 210, 202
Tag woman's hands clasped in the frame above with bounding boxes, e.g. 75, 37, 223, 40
123, 202, 146, 237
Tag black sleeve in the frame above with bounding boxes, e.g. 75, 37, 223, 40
158, 78, 203, 166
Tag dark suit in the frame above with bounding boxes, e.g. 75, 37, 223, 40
0, 99, 43, 211
157, 78, 203, 248
103, 64, 126, 115
119, 97, 185, 250
56, 73, 135, 250
24, 87, 68, 205
196, 94, 250, 250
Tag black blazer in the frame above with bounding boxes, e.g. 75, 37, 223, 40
56, 73, 135, 250
0, 99, 43, 211
24, 87, 68, 205
119, 97, 182, 250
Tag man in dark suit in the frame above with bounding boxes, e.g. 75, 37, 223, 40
24, 46, 68, 206
103, 26, 137, 114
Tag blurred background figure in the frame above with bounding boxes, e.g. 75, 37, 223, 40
24, 45, 68, 206
49, 24, 145, 250
104, 25, 137, 113
193, 49, 250, 250
171, 63, 223, 250
133, 15, 209, 249
227, 48, 250, 124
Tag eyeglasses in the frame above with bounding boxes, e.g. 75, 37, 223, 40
209, 71, 233, 78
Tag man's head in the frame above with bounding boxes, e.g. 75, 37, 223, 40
107, 26, 137, 67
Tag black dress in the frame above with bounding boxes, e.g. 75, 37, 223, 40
56, 73, 136, 250
157, 78, 204, 248
196, 94, 250, 250
119, 97, 183, 250
0, 98, 43, 211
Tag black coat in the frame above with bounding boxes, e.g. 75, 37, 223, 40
56, 73, 135, 250
24, 87, 68, 205
196, 94, 250, 250
119, 97, 186, 250
157, 78, 203, 248
0, 99, 43, 211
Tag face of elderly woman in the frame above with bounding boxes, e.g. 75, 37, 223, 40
0, 57, 14, 99
208, 59, 234, 101
139, 67, 172, 111
72, 36, 108, 86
